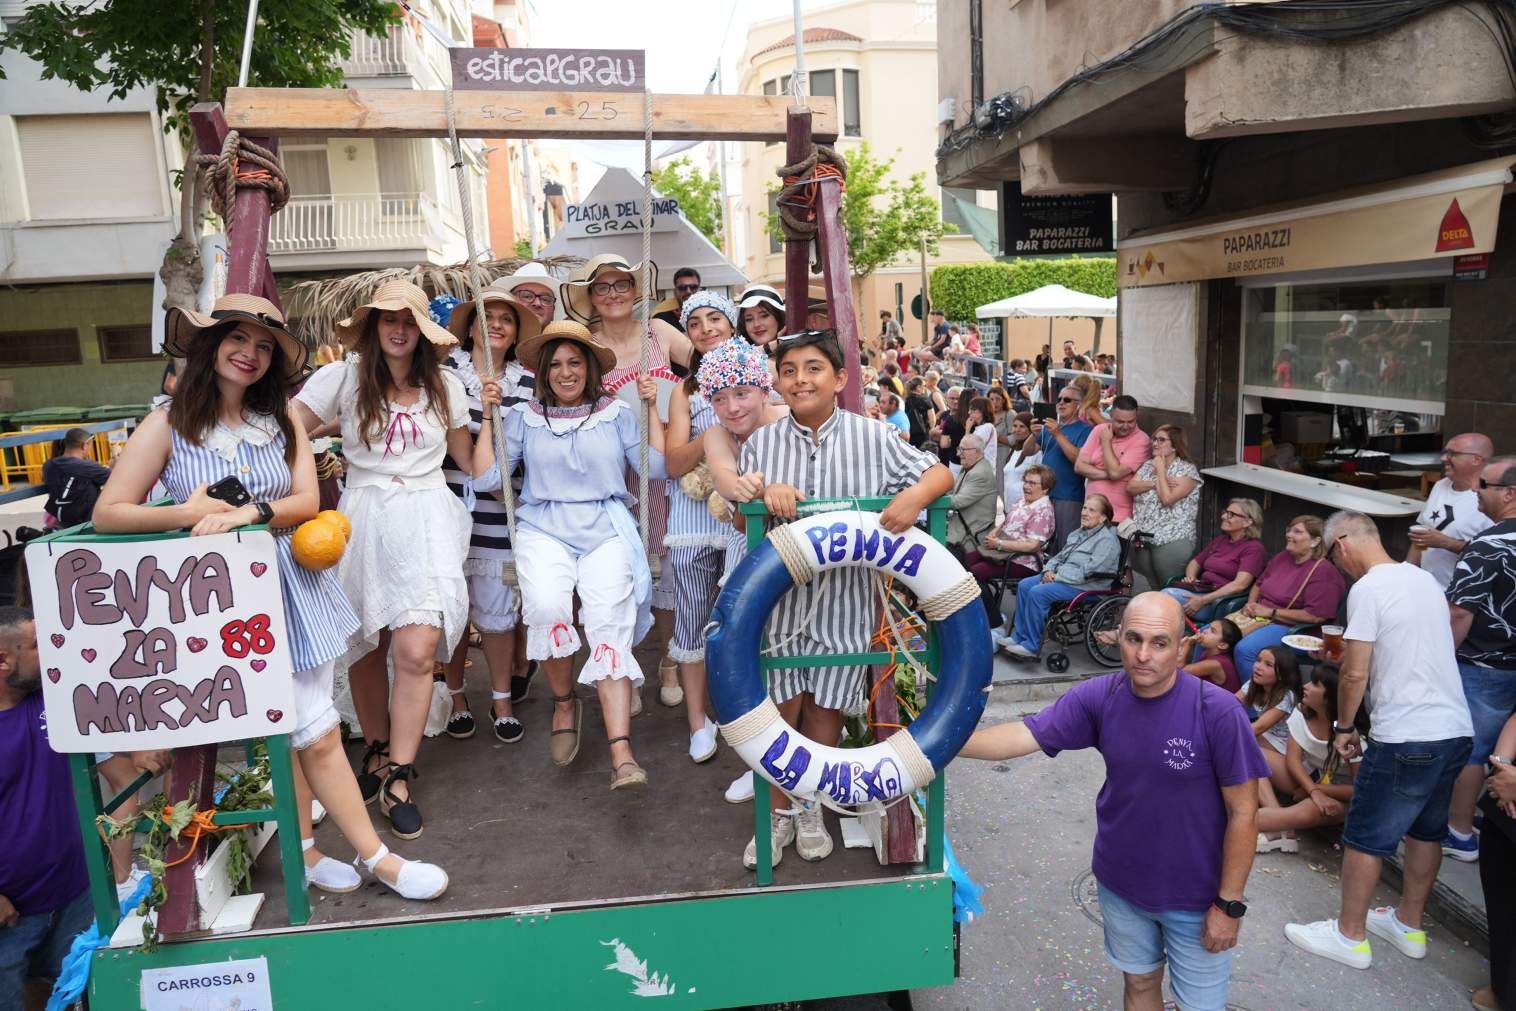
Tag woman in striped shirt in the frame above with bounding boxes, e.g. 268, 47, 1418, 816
94, 294, 448, 900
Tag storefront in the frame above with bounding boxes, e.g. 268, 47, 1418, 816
1116, 156, 1515, 533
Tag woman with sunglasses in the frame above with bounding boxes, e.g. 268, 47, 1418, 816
1022, 383, 1094, 550
1162, 498, 1269, 622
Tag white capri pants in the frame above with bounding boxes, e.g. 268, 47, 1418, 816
515, 529, 644, 687
467, 571, 519, 634
292, 659, 340, 751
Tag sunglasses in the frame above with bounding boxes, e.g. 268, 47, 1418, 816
1481, 478, 1515, 489
589, 278, 635, 297
1057, 396, 1078, 403
675, 283, 700, 293
516, 290, 557, 308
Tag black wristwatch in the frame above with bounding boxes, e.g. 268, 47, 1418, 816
1332, 723, 1356, 737
253, 501, 275, 525
1213, 897, 1247, 919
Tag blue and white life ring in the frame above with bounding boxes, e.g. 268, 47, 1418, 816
706, 510, 992, 807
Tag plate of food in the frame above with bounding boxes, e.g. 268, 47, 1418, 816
1281, 634, 1323, 653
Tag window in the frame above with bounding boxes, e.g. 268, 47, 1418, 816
280, 146, 332, 196
810, 70, 836, 101
762, 79, 777, 96
376, 138, 423, 195
98, 325, 156, 363
842, 70, 861, 136
767, 191, 782, 254
0, 329, 81, 367
16, 113, 164, 220
941, 186, 976, 230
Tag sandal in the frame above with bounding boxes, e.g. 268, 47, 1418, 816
608, 736, 647, 790
444, 687, 474, 739
356, 739, 389, 806
491, 697, 523, 744
380, 763, 424, 840
549, 692, 581, 767
658, 657, 683, 707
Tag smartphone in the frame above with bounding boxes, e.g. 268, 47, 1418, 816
1032, 402, 1056, 421
205, 476, 252, 507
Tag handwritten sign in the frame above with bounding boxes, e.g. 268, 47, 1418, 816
142, 956, 272, 1011
25, 531, 295, 752
451, 48, 646, 93
563, 195, 682, 238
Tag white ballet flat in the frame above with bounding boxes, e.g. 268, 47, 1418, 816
359, 844, 449, 901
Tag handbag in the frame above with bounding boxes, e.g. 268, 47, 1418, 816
1223, 558, 1325, 636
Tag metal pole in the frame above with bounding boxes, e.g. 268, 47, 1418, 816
717, 64, 731, 259
520, 139, 539, 253
919, 232, 930, 346
791, 0, 807, 108
237, 0, 260, 88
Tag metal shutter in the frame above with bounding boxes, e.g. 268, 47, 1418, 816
16, 113, 166, 220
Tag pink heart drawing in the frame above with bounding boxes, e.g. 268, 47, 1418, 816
265, 709, 283, 723
250, 562, 268, 577
250, 659, 267, 673
80, 648, 97, 663
50, 633, 65, 648
46, 668, 61, 684
186, 637, 208, 653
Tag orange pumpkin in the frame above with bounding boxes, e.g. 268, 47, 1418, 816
292, 517, 347, 570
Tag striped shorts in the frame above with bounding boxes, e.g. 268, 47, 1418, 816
668, 543, 724, 663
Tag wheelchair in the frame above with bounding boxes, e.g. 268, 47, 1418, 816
1038, 533, 1136, 673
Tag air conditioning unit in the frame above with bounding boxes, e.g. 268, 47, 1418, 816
937, 97, 956, 126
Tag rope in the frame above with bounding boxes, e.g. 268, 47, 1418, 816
774, 146, 847, 243
161, 808, 230, 868
719, 697, 781, 748
767, 524, 818, 586
889, 729, 937, 789
637, 86, 653, 565
920, 574, 983, 622
444, 82, 519, 587
194, 130, 289, 230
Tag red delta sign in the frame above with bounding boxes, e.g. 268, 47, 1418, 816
1435, 198, 1477, 252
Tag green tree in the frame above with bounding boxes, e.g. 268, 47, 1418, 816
767, 141, 952, 280
0, 0, 398, 312
652, 157, 723, 249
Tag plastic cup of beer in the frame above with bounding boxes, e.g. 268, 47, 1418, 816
1322, 625, 1345, 662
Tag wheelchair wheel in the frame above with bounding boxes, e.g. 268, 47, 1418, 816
1084, 595, 1129, 668
1045, 651, 1071, 674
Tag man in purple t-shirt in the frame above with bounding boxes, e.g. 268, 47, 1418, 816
962, 593, 1268, 1011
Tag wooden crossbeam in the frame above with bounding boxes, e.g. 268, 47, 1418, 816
224, 87, 839, 142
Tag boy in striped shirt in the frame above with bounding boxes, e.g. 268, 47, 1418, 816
737, 330, 951, 867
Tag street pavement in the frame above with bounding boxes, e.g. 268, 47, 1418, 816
905, 689, 1491, 1011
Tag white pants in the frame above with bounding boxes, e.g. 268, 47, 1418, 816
515, 530, 644, 686
467, 571, 519, 633
292, 659, 339, 751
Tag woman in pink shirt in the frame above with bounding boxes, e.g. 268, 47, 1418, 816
1232, 515, 1347, 679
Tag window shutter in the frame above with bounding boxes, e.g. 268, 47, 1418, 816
16, 113, 165, 220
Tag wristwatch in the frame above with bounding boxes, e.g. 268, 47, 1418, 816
1332, 723, 1356, 736
253, 501, 275, 525
1214, 897, 1247, 919
1490, 755, 1513, 769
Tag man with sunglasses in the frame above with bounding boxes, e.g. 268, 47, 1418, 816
653, 267, 703, 332
1021, 386, 1093, 549
1409, 432, 1494, 588
1442, 456, 1516, 864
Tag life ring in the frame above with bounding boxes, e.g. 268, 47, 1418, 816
706, 509, 992, 807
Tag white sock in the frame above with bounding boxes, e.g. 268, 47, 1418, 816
1336, 921, 1362, 947
1391, 909, 1417, 934
301, 838, 314, 852
1448, 825, 1475, 842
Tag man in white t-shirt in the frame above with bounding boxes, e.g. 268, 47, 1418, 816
1409, 432, 1494, 587
1285, 511, 1472, 971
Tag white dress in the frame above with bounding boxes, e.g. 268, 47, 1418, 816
296, 360, 476, 663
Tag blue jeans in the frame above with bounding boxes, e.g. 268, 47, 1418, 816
1459, 661, 1516, 766
1341, 736, 1472, 857
1160, 587, 1223, 625
1011, 576, 1083, 653
1098, 882, 1235, 1011
1233, 623, 1291, 682
0, 887, 92, 1002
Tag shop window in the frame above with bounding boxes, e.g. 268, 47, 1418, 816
0, 328, 81, 367
98, 325, 156, 363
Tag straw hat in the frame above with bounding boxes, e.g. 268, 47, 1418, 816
562, 253, 658, 326
445, 280, 545, 346
335, 279, 457, 355
164, 294, 309, 380
516, 319, 617, 376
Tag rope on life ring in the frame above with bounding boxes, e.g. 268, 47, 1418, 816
705, 510, 992, 809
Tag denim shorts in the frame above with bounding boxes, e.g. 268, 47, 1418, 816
1097, 881, 1234, 1011
1458, 661, 1516, 766
1341, 736, 1472, 857
0, 887, 93, 998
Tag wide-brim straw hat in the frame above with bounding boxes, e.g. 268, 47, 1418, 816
562, 253, 658, 326
445, 280, 545, 345
335, 279, 457, 356
516, 319, 617, 376
164, 294, 309, 381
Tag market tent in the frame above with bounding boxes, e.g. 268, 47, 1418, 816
974, 283, 1116, 319
539, 167, 746, 292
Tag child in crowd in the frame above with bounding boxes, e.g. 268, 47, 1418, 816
1182, 619, 1243, 692
1256, 664, 1361, 853
1236, 645, 1302, 791
735, 329, 952, 868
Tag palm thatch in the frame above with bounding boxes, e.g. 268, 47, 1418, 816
283, 254, 583, 349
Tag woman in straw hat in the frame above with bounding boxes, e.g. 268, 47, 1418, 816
662, 291, 743, 763
436, 280, 541, 745
94, 294, 449, 900
563, 253, 690, 708
293, 279, 502, 840
490, 320, 666, 789
736, 283, 786, 347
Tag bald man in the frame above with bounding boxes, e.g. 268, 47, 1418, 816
962, 593, 1267, 1011
1409, 431, 1495, 588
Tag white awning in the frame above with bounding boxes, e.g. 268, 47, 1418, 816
974, 283, 1117, 320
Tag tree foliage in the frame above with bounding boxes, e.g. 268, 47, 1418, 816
929, 257, 1117, 320
766, 141, 952, 279
0, 0, 398, 135
652, 157, 723, 249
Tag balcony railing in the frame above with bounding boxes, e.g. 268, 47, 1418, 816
268, 193, 443, 254
339, 23, 451, 88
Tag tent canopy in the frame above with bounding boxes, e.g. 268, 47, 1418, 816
539, 167, 747, 291
974, 283, 1117, 320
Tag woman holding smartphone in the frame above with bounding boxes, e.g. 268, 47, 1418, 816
94, 293, 448, 900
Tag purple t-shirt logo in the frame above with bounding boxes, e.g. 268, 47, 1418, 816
1162, 737, 1197, 771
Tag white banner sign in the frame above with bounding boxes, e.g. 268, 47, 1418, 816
142, 956, 273, 1011
562, 195, 682, 238
25, 531, 296, 752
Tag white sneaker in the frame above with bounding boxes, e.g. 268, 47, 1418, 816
689, 720, 718, 763
360, 844, 448, 901
115, 866, 146, 903
742, 812, 796, 869
793, 799, 834, 862
996, 635, 1035, 659
305, 855, 361, 894
1256, 832, 1299, 853
1285, 918, 1372, 969
725, 770, 754, 804
311, 798, 327, 826
1366, 906, 1428, 959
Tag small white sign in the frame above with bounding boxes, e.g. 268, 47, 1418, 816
25, 530, 296, 752
141, 956, 273, 1011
